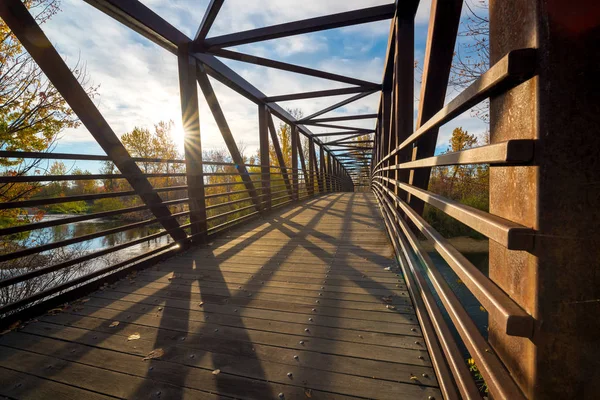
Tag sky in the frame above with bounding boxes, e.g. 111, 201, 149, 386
37, 0, 488, 173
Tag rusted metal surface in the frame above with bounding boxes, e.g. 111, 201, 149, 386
488, 0, 600, 398
178, 43, 207, 242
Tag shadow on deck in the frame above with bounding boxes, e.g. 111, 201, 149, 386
0, 193, 441, 400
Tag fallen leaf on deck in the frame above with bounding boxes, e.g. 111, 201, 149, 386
47, 308, 63, 315
304, 388, 313, 398
80, 298, 90, 303
109, 321, 119, 328
381, 296, 393, 303
212, 369, 221, 375
410, 375, 419, 381
199, 302, 204, 307
128, 333, 141, 341
386, 305, 396, 310
0, 320, 21, 335
143, 348, 165, 361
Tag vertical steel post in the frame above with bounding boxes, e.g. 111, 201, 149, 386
308, 137, 316, 196
488, 1, 600, 398
258, 104, 271, 210
291, 125, 299, 200
395, 15, 415, 207
178, 43, 207, 243
319, 145, 326, 193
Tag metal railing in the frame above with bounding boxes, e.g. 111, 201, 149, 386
368, 4, 540, 399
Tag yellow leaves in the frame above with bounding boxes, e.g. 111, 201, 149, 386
304, 388, 313, 398
127, 333, 141, 341
479, 306, 487, 313
467, 358, 476, 366
143, 348, 165, 361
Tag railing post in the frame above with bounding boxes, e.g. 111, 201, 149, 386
291, 124, 299, 200
394, 14, 415, 210
308, 137, 316, 196
178, 43, 207, 244
258, 104, 271, 210
488, 1, 600, 398
319, 144, 326, 193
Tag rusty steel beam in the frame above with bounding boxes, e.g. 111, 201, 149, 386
201, 4, 395, 49
195, 65, 262, 212
264, 86, 373, 103
302, 91, 378, 121
267, 113, 293, 198
177, 43, 207, 242
0, 0, 188, 244
300, 114, 378, 123
291, 125, 299, 200
258, 105, 271, 210
193, 0, 224, 42
407, 0, 463, 215
208, 49, 379, 88
487, 0, 600, 398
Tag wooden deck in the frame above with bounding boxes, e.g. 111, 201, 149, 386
0, 193, 441, 400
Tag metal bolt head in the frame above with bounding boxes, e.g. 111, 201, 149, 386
214, 329, 219, 332
293, 355, 299, 360
287, 372, 292, 378
304, 328, 309, 332
299, 340, 304, 345
278, 394, 285, 399
422, 373, 428, 378
411, 328, 417, 332
318, 293, 322, 296
316, 300, 320, 304
312, 308, 316, 312
308, 318, 313, 322
428, 397, 435, 400
418, 356, 424, 360
415, 341, 420, 345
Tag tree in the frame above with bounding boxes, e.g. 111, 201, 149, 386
1, 0, 97, 222
450, 0, 489, 123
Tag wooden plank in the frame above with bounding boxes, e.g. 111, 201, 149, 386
0, 345, 218, 399
0, 332, 440, 399
0, 366, 114, 400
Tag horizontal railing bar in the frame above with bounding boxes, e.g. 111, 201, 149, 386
374, 175, 534, 250
206, 196, 254, 210
0, 204, 147, 236
207, 203, 258, 221
0, 173, 190, 183
376, 140, 534, 173
207, 210, 260, 234
0, 211, 190, 289
376, 48, 536, 168
373, 181, 534, 337
205, 189, 251, 199
0, 185, 188, 210
373, 187, 473, 399
376, 187, 526, 400
264, 86, 373, 102
0, 242, 181, 316
1, 215, 168, 263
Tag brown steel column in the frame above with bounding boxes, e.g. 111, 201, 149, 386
319, 145, 326, 193
488, 1, 600, 398
178, 43, 207, 243
258, 104, 271, 210
407, 0, 462, 215
308, 138, 316, 196
291, 125, 299, 200
394, 15, 415, 206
